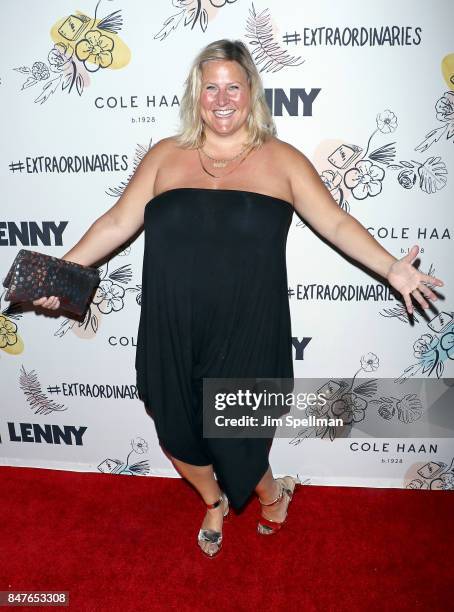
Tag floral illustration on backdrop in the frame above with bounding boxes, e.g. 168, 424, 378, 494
379, 262, 453, 380
379, 258, 453, 381
344, 110, 447, 199
0, 313, 21, 355
415, 90, 454, 153
0, 292, 24, 356
12, 0, 130, 104
395, 311, 454, 381
307, 109, 448, 225
97, 437, 151, 475
154, 0, 239, 40
289, 353, 424, 445
441, 52, 454, 89
369, 390, 422, 423
54, 249, 141, 340
405, 457, 454, 491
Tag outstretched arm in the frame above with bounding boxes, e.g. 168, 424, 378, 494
285, 144, 444, 314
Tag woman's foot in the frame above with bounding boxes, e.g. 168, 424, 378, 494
197, 492, 229, 557
257, 476, 297, 534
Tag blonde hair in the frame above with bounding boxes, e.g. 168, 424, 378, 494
174, 39, 276, 149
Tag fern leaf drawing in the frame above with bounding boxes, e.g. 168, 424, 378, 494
105, 139, 153, 197
245, 3, 305, 73
19, 365, 68, 415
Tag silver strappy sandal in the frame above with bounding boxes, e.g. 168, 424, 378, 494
197, 491, 230, 558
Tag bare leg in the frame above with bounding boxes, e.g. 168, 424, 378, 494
170, 455, 228, 556
254, 465, 293, 522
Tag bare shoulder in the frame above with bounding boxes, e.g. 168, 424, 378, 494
156, 135, 181, 151
135, 136, 181, 191
142, 136, 176, 165
267, 136, 313, 169
261, 137, 318, 196
270, 138, 347, 240
145, 135, 188, 167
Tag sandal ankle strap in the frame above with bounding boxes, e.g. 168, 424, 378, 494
258, 481, 284, 506
205, 492, 224, 509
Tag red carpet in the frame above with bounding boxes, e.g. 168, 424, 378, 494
1, 466, 452, 611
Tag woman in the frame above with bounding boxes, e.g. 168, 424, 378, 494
34, 39, 444, 558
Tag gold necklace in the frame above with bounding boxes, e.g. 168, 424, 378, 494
197, 145, 254, 179
199, 143, 249, 168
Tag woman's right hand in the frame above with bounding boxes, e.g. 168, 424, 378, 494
33, 296, 61, 310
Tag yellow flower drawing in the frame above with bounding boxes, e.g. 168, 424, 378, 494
441, 53, 454, 90
14, 3, 130, 104
50, 9, 130, 72
75, 30, 114, 72
0, 314, 24, 355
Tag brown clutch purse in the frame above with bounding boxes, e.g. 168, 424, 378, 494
2, 249, 101, 316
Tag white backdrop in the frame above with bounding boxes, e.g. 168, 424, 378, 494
1, 0, 453, 493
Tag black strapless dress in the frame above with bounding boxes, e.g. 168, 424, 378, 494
135, 187, 294, 511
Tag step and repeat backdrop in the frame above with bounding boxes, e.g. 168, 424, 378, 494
1, 1, 453, 493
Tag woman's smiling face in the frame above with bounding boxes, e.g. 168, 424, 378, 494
199, 59, 251, 139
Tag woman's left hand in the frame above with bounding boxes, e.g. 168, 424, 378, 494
386, 245, 444, 315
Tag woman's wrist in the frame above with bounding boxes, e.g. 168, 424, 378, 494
382, 254, 399, 281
